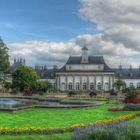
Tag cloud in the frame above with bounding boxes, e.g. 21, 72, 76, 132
8, 33, 140, 68
7, 0, 140, 68
79, 0, 140, 51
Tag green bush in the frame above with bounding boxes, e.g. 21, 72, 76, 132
68, 91, 75, 97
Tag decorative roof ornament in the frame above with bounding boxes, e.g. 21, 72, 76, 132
82, 45, 88, 51
81, 45, 88, 64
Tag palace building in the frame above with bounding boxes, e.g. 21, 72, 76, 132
44, 46, 140, 92
12, 47, 140, 92
55, 46, 115, 92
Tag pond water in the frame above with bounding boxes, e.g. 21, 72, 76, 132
0, 99, 21, 105
0, 99, 30, 109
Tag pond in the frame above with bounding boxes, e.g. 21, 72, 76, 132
0, 97, 104, 111
0, 98, 37, 110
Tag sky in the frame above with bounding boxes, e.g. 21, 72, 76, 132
0, 0, 140, 68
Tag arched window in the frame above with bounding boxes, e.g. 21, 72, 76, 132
97, 82, 102, 90
83, 82, 87, 90
137, 83, 140, 88
76, 82, 80, 90
104, 82, 109, 91
129, 83, 133, 88
90, 83, 94, 90
68, 82, 73, 90
61, 82, 65, 91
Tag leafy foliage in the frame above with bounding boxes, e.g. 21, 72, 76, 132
113, 79, 126, 91
0, 38, 10, 74
89, 91, 97, 97
0, 38, 10, 86
4, 81, 12, 90
68, 91, 75, 97
34, 80, 52, 93
12, 66, 38, 91
123, 88, 140, 104
72, 122, 140, 140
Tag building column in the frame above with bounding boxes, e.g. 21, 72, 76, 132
57, 75, 60, 91
109, 76, 111, 90
94, 75, 96, 90
80, 76, 82, 90
87, 75, 90, 90
73, 76, 75, 90
102, 75, 104, 90
66, 76, 68, 91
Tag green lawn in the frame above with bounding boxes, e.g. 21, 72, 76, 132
130, 116, 140, 123
0, 133, 72, 140
0, 104, 136, 128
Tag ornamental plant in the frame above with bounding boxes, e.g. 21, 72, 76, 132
108, 107, 123, 111
72, 121, 140, 140
12, 66, 39, 92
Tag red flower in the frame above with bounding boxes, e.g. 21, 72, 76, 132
108, 107, 123, 111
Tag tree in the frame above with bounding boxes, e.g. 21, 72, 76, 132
0, 38, 10, 84
35, 80, 52, 93
12, 66, 38, 91
113, 79, 126, 91
0, 38, 10, 73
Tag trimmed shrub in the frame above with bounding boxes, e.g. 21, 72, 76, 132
110, 89, 117, 96
89, 91, 97, 97
123, 104, 140, 111
68, 91, 75, 97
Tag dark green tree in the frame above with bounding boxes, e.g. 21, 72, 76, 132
0, 38, 10, 73
0, 38, 10, 84
12, 66, 38, 91
113, 79, 126, 91
35, 81, 52, 92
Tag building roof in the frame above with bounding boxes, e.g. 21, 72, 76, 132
114, 68, 140, 79
37, 56, 140, 79
57, 56, 113, 72
66, 56, 105, 65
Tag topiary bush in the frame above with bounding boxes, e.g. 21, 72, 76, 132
68, 91, 75, 97
110, 89, 117, 96
89, 91, 97, 97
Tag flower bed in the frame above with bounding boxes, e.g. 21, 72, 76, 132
108, 107, 123, 111
72, 121, 140, 140
0, 112, 139, 135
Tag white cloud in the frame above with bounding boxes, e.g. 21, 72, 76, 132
8, 34, 140, 68
7, 0, 140, 68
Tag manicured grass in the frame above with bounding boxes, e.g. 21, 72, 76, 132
0, 133, 72, 140
130, 116, 140, 123
0, 104, 136, 128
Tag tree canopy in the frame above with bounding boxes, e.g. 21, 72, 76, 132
0, 38, 10, 74
12, 66, 39, 91
35, 80, 52, 92
113, 79, 126, 91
